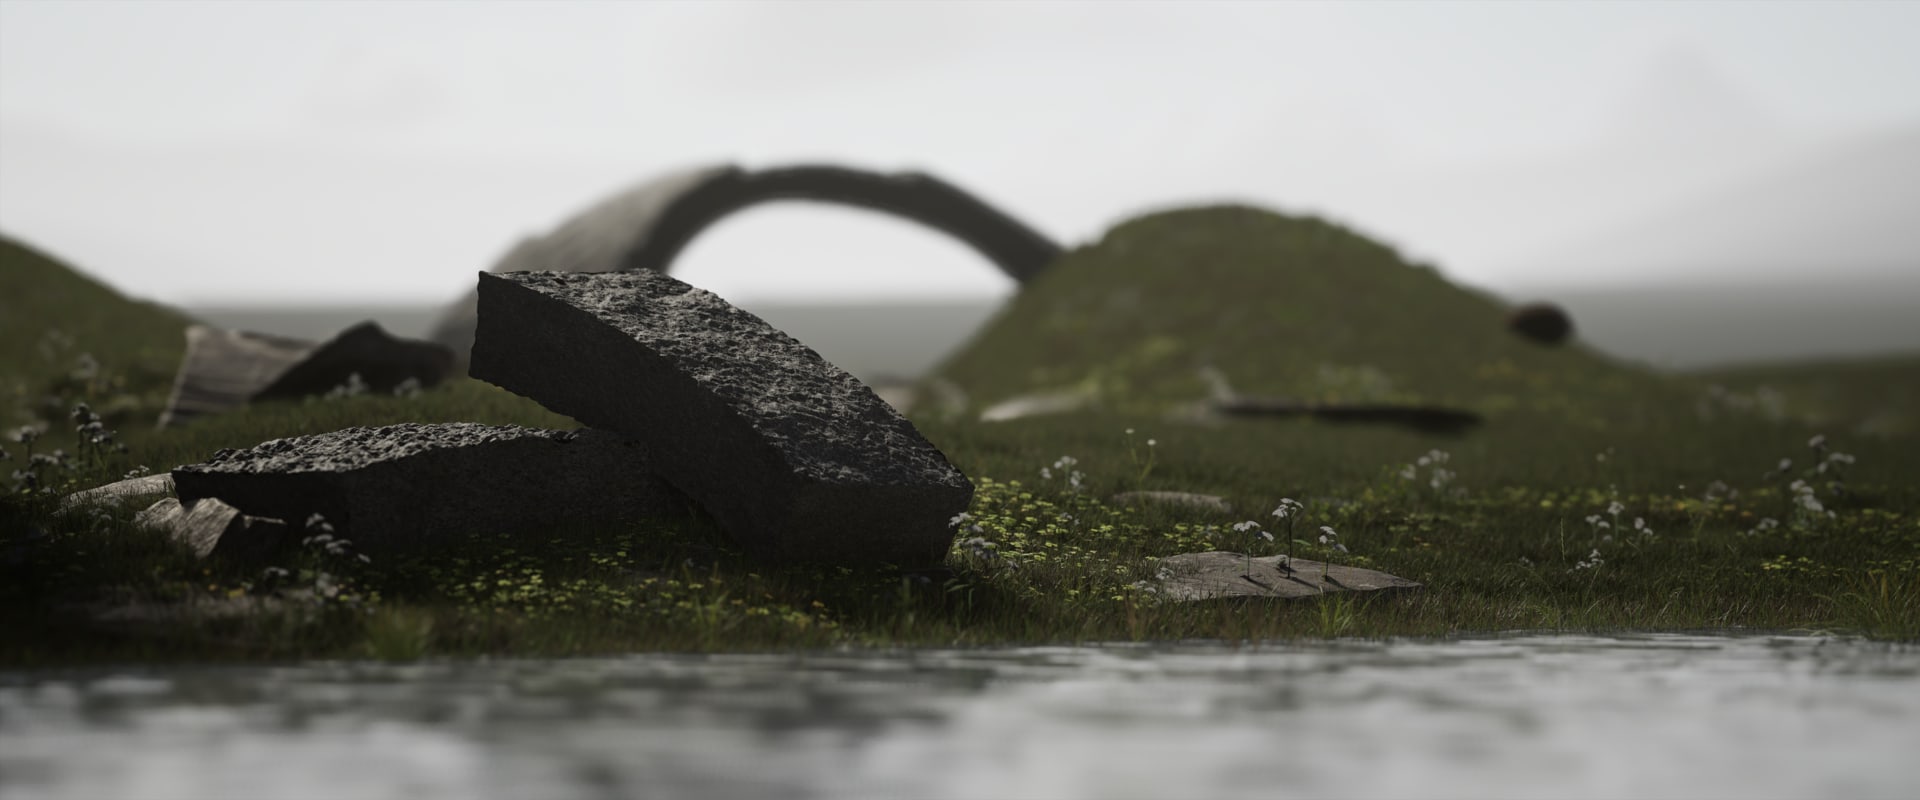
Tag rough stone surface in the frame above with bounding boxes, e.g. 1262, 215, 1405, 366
171, 423, 683, 554
426, 163, 1063, 367
1111, 491, 1233, 515
469, 270, 972, 567
134, 497, 291, 560
59, 473, 176, 511
1507, 302, 1575, 345
1152, 552, 1422, 601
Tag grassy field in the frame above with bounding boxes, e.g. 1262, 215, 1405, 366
3, 213, 1917, 665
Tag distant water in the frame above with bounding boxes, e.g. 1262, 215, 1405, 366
186, 279, 1920, 377
184, 300, 1003, 382
4, 633, 1918, 800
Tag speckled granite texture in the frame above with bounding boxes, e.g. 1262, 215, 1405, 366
172, 423, 682, 552
469, 270, 970, 567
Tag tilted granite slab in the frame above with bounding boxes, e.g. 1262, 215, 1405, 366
469, 270, 972, 567
171, 423, 683, 554
1152, 552, 1422, 601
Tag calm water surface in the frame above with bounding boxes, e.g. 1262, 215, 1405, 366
3, 633, 1917, 800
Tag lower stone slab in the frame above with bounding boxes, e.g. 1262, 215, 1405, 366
1151, 551, 1422, 601
171, 423, 684, 555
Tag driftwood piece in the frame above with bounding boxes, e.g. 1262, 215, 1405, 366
1152, 551, 1422, 601
58, 473, 176, 511
1214, 396, 1482, 434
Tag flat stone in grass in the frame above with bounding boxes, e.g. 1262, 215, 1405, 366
134, 496, 292, 561
171, 423, 682, 554
469, 270, 972, 567
1151, 552, 1421, 601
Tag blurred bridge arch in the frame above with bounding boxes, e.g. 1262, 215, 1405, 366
427, 164, 1062, 364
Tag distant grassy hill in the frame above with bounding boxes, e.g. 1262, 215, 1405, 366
932, 206, 1689, 431
0, 232, 573, 459
0, 234, 194, 431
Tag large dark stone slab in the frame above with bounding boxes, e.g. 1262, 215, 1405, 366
469, 270, 971, 567
171, 423, 682, 554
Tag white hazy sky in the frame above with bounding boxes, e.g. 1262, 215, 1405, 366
2, 0, 1917, 305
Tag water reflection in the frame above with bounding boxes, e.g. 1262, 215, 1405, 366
3, 634, 1917, 799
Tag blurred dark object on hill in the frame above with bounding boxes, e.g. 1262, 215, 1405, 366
158, 322, 453, 428
1507, 302, 1575, 345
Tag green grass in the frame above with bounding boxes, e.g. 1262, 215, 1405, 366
3, 210, 1917, 665
1, 235, 191, 438
1688, 353, 1920, 436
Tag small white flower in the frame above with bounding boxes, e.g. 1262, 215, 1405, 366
949, 512, 971, 528
1146, 439, 1156, 447
1808, 434, 1827, 450
1125, 428, 1135, 435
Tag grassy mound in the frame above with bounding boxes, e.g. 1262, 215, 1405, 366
0, 235, 195, 434
934, 206, 1685, 429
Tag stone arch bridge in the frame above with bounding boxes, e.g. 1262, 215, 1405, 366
426, 163, 1063, 364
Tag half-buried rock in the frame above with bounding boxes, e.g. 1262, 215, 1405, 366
1150, 552, 1422, 601
469, 270, 972, 567
172, 423, 682, 555
134, 496, 292, 561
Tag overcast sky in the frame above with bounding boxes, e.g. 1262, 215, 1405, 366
2, 0, 1917, 306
